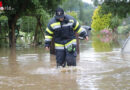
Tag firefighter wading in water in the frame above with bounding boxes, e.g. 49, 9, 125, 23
45, 8, 88, 68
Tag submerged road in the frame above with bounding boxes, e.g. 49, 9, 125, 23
0, 35, 129, 90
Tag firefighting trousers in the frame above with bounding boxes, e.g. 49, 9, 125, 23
55, 49, 77, 67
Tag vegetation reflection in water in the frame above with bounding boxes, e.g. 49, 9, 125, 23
92, 34, 122, 52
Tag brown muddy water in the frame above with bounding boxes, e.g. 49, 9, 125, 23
0, 35, 130, 90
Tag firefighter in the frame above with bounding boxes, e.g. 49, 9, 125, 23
45, 8, 88, 68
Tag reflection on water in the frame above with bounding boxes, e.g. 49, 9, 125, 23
92, 34, 121, 52
0, 35, 130, 90
92, 35, 112, 52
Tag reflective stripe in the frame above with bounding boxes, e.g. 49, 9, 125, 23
55, 43, 64, 47
74, 21, 79, 30
51, 22, 60, 27
77, 27, 85, 34
45, 36, 52, 42
69, 20, 74, 23
51, 22, 61, 29
62, 23, 73, 27
53, 25, 61, 29
46, 28, 53, 34
45, 39, 51, 41
45, 36, 53, 39
55, 47, 64, 49
73, 41, 77, 45
65, 39, 76, 48
77, 27, 82, 34
55, 43, 64, 50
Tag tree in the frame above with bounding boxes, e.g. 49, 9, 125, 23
61, 0, 81, 11
66, 11, 78, 20
33, 9, 50, 46
0, 16, 8, 37
0, 15, 8, 47
110, 15, 122, 33
82, 7, 94, 26
61, 0, 94, 25
93, 0, 130, 18
2, 0, 37, 48
91, 6, 111, 32
79, 2, 84, 22
1, 0, 64, 47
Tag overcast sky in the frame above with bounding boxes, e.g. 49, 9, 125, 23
82, 0, 93, 4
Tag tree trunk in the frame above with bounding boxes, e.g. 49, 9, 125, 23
8, 15, 18, 48
0, 22, 1, 33
76, 33, 79, 54
50, 38, 55, 54
37, 17, 45, 39
34, 17, 39, 46
34, 16, 45, 46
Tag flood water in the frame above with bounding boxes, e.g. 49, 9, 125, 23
0, 35, 130, 90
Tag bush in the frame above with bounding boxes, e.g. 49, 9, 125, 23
91, 6, 111, 32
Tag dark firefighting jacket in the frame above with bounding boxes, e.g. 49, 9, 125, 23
45, 15, 87, 50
